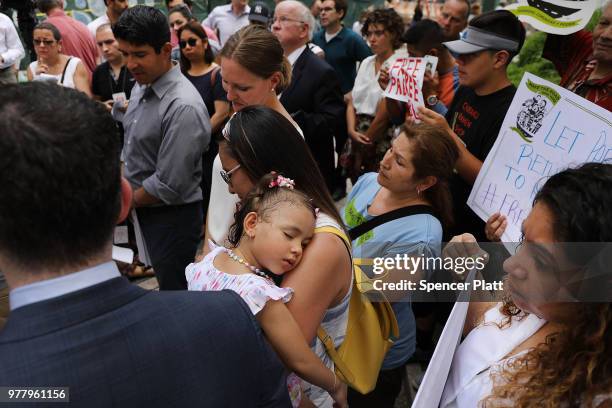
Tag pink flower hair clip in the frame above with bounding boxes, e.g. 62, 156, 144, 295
314, 208, 320, 216
269, 175, 295, 190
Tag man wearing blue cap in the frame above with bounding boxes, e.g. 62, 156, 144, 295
418, 10, 526, 240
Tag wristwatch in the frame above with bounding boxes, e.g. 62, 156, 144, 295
426, 95, 438, 107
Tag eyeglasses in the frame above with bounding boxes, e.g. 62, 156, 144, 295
33, 39, 56, 46
220, 164, 241, 184
179, 38, 198, 48
320, 7, 335, 12
272, 15, 305, 25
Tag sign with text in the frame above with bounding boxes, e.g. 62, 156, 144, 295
468, 72, 612, 242
383, 56, 438, 120
506, 0, 598, 35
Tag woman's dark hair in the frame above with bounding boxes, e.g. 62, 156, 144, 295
469, 10, 526, 63
113, 5, 170, 54
361, 8, 405, 50
220, 25, 291, 94
169, 4, 194, 22
178, 21, 214, 71
228, 172, 316, 247
533, 162, 612, 264
220, 105, 344, 230
399, 123, 459, 229
34, 22, 61, 41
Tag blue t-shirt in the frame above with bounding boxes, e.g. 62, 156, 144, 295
313, 27, 372, 94
341, 172, 443, 369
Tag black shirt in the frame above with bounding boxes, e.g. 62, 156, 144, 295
91, 62, 135, 102
445, 85, 517, 241
184, 69, 227, 119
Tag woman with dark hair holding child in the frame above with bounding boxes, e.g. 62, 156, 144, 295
342, 123, 459, 407
187, 172, 348, 408
211, 106, 353, 407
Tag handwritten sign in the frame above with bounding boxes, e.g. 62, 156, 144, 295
468, 72, 612, 242
506, 0, 598, 35
383, 56, 438, 120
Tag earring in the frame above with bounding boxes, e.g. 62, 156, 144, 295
416, 187, 421, 196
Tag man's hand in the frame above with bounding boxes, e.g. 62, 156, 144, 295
417, 105, 452, 135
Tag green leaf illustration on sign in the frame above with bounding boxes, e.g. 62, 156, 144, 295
526, 79, 561, 105
510, 126, 533, 143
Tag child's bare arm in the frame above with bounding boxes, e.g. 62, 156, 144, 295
257, 300, 347, 407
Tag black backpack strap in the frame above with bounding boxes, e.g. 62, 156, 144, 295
348, 205, 436, 241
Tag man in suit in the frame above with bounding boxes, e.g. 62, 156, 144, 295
272, 0, 345, 193
0, 82, 291, 407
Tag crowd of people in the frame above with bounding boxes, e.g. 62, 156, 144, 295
0, 0, 611, 406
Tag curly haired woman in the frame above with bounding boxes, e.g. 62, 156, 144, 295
441, 162, 612, 407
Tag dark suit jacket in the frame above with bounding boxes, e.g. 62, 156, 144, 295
280, 47, 345, 191
0, 277, 291, 408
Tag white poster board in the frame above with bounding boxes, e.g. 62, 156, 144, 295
383, 56, 438, 121
468, 72, 612, 242
506, 0, 598, 35
412, 269, 477, 408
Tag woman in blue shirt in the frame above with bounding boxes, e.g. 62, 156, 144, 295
342, 123, 459, 407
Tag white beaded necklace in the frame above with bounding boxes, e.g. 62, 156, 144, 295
225, 248, 271, 281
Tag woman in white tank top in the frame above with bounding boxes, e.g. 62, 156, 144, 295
27, 22, 91, 96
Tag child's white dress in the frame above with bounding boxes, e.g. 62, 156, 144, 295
186, 243, 302, 406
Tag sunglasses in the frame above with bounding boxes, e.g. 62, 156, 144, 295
34, 39, 56, 46
220, 164, 241, 184
179, 38, 198, 48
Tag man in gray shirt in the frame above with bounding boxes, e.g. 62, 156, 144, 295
113, 5, 210, 290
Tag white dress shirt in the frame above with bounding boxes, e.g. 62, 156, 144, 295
9, 261, 121, 311
0, 13, 25, 70
87, 13, 110, 37
203, 4, 250, 46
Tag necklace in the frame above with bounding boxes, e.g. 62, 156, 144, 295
225, 248, 271, 281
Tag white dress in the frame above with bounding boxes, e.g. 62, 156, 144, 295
440, 303, 546, 407
29, 57, 81, 89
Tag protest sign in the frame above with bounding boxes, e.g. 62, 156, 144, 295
383, 56, 438, 120
412, 269, 477, 408
506, 0, 598, 35
468, 72, 612, 242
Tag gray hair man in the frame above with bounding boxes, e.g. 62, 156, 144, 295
273, 0, 345, 196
